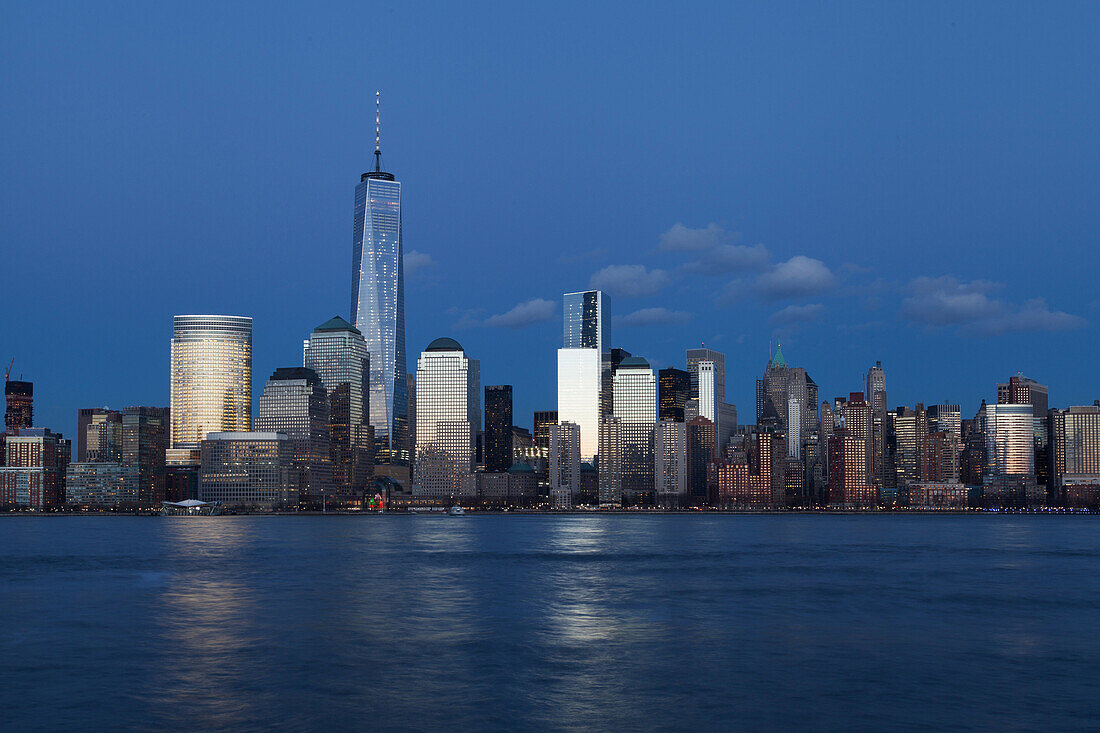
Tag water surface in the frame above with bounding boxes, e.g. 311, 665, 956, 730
1, 515, 1097, 731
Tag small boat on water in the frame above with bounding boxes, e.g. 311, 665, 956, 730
447, 506, 465, 516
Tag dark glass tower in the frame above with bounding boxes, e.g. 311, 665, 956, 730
351, 92, 408, 475
658, 367, 690, 422
484, 385, 513, 472
5, 380, 32, 432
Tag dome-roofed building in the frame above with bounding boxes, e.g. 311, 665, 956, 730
426, 337, 463, 352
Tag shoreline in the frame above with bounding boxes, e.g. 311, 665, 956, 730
1, 509, 1096, 517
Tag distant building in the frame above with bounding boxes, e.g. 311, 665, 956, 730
199, 432, 297, 510
476, 462, 538, 507
77, 408, 122, 462
122, 406, 169, 506
613, 356, 656, 506
756, 343, 817, 452
0, 428, 65, 509
828, 428, 876, 508
170, 315, 252, 449
998, 375, 1050, 491
256, 367, 333, 507
1051, 404, 1100, 498
558, 290, 604, 461
658, 367, 690, 423
66, 462, 139, 509
4, 379, 33, 432
549, 421, 581, 508
598, 416, 622, 506
484, 385, 513, 473
908, 481, 969, 509
716, 431, 784, 509
981, 402, 1041, 507
414, 338, 480, 501
686, 416, 716, 503
533, 410, 557, 487
304, 316, 374, 500
654, 419, 686, 507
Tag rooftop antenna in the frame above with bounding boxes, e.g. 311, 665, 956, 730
374, 90, 382, 173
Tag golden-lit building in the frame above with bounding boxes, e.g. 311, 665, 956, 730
170, 315, 252, 449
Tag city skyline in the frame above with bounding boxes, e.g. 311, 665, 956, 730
3, 3, 1099, 446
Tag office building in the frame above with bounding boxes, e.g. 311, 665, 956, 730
304, 316, 374, 499
351, 94, 409, 474
893, 404, 929, 492
65, 462, 139, 509
1051, 404, 1100, 492
756, 343, 817, 442
558, 290, 604, 461
613, 356, 656, 505
257, 367, 333, 507
484, 385, 513, 473
716, 430, 784, 509
981, 402, 1041, 506
199, 432, 297, 510
828, 429, 876, 508
658, 367, 690, 422
908, 482, 969, 509
686, 416, 716, 503
654, 419, 686, 506
122, 406, 169, 506
476, 463, 538, 507
598, 416, 622, 506
414, 338, 480, 500
549, 421, 581, 508
170, 315, 252, 448
998, 375, 1050, 490
4, 378, 32, 433
77, 408, 122, 462
600, 347, 631, 421
864, 361, 887, 492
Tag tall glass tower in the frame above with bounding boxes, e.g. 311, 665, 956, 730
170, 315, 252, 449
351, 92, 408, 475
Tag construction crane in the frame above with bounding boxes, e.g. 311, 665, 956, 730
3, 358, 12, 383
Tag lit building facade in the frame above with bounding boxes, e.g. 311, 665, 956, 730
550, 421, 580, 508
613, 356, 656, 505
0, 428, 65, 509
598, 416, 622, 506
351, 105, 409, 473
1051, 405, 1100, 489
65, 462, 139, 508
199, 432, 297, 510
4, 379, 33, 432
170, 315, 252, 449
257, 367, 333, 507
654, 419, 686, 506
658, 367, 690, 422
558, 290, 604, 462
77, 408, 121, 463
122, 406, 169, 506
304, 317, 373, 499
414, 338, 480, 500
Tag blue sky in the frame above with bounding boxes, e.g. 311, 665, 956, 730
3, 1, 1098, 440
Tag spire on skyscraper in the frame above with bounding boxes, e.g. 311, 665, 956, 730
374, 90, 382, 173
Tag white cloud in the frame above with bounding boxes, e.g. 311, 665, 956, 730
404, 250, 436, 277
684, 243, 771, 275
589, 264, 670, 298
659, 223, 737, 252
483, 298, 557, 329
754, 256, 837, 299
768, 303, 824, 327
615, 307, 692, 327
901, 276, 1086, 336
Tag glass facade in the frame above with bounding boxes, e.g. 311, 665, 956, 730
557, 349, 601, 461
303, 317, 372, 501
170, 315, 252, 449
352, 172, 408, 468
563, 290, 604, 351
983, 403, 1035, 477
484, 385, 513, 472
199, 432, 297, 509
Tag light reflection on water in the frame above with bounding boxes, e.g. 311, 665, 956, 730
1, 515, 1099, 731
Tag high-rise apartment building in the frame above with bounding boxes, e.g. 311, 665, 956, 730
864, 361, 887, 491
256, 367, 333, 507
0, 428, 64, 509
484, 385, 513, 473
598, 416, 622, 506
613, 356, 656, 505
304, 317, 373, 501
352, 94, 409, 475
414, 338, 480, 500
558, 290, 604, 461
170, 315, 252, 449
827, 429, 876, 508
77, 408, 121, 462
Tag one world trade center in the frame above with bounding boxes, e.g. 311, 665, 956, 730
352, 92, 409, 481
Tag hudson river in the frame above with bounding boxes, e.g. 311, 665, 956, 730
2, 515, 1097, 730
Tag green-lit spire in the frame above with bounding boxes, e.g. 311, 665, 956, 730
771, 341, 787, 367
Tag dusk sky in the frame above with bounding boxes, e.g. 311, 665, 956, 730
3, 1, 1098, 440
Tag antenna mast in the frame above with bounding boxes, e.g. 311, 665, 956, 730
374, 90, 382, 172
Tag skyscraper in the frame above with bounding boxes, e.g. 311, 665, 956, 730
257, 367, 333, 507
613, 356, 656, 505
998, 374, 1051, 491
549, 421, 581, 508
558, 290, 604, 461
304, 317, 373, 504
654, 419, 686, 506
864, 361, 887, 492
4, 378, 32, 433
756, 343, 816, 447
414, 338, 480, 500
352, 93, 409, 476
981, 401, 1040, 506
484, 385, 513, 473
658, 367, 690, 422
170, 315, 252, 449
122, 406, 169, 506
77, 408, 121, 463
